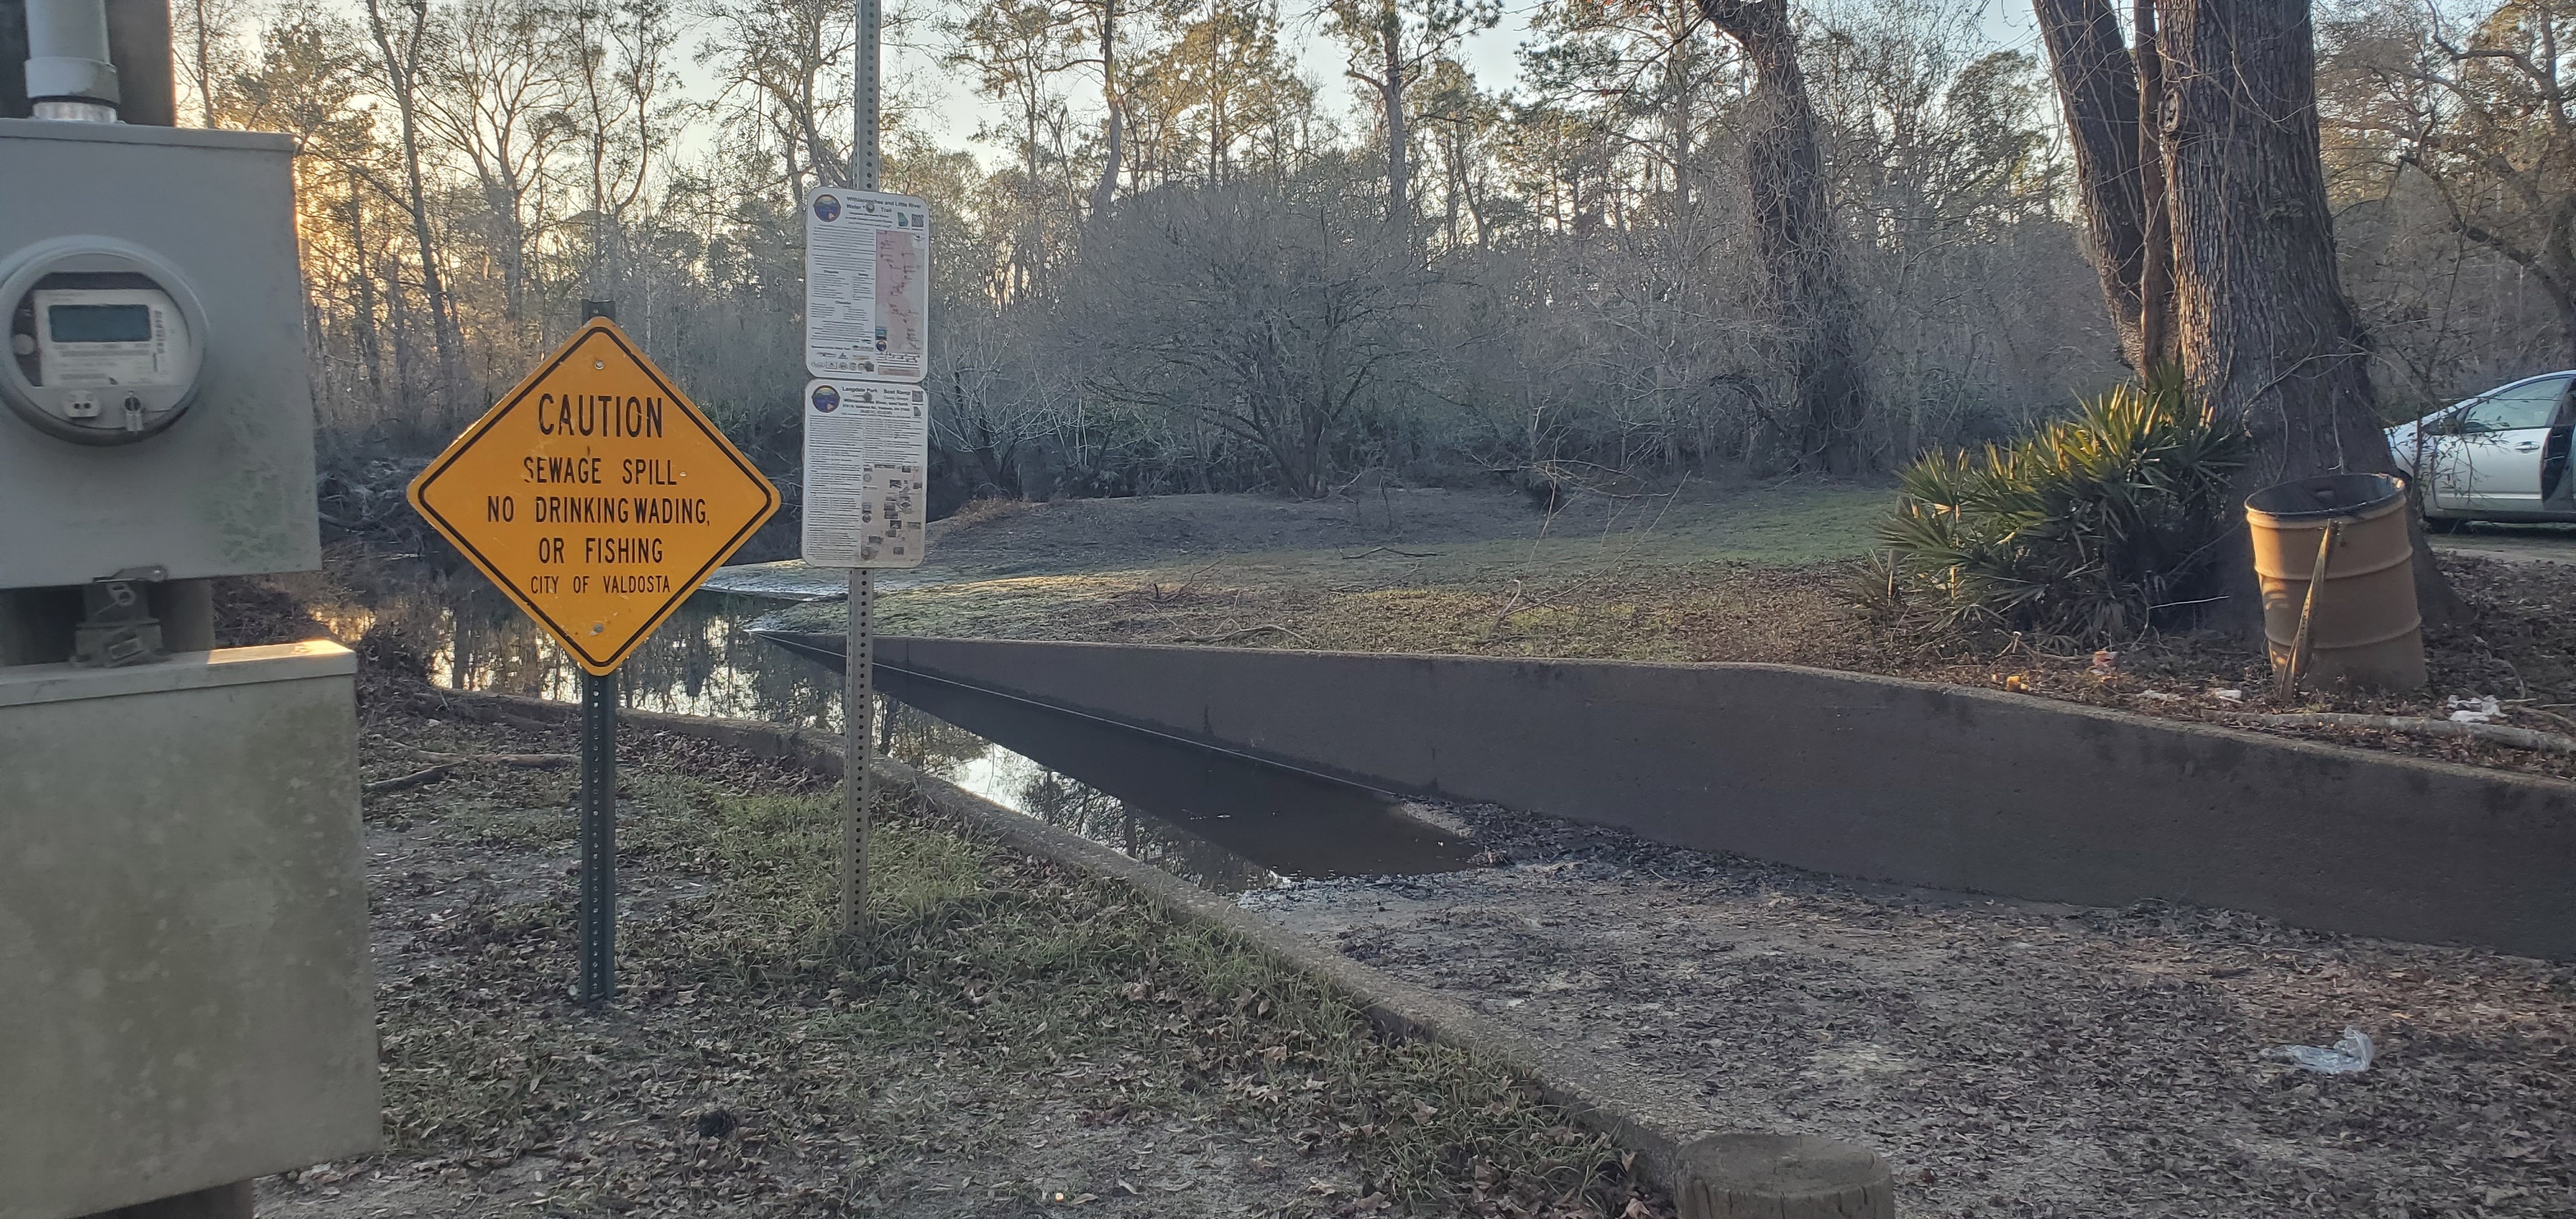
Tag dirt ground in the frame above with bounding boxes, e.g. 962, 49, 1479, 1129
247, 669, 1657, 1219
2428, 523, 2576, 568
1242, 806, 2576, 1219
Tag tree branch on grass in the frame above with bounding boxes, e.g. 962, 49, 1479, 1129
2239, 713, 2576, 756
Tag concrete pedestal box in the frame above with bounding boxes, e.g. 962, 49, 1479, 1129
0, 642, 379, 1218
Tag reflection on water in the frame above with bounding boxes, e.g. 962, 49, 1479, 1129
341, 569, 846, 728
349, 565, 1474, 894
877, 701, 1294, 892
867, 666, 1478, 894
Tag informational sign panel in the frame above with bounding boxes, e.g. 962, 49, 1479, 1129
802, 379, 928, 568
804, 187, 929, 381
408, 319, 780, 673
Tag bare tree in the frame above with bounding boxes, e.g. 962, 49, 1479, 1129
1072, 181, 1426, 496
1323, 0, 1499, 229
2326, 0, 2576, 364
1414, 58, 1499, 250
565, 0, 680, 305
1698, 0, 1868, 472
933, 309, 1075, 496
1071, 0, 1126, 218
362, 0, 471, 418
947, 0, 1085, 295
700, 0, 858, 191
418, 0, 570, 333
1135, 0, 1314, 187
172, 0, 249, 125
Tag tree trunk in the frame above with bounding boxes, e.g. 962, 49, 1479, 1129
1699, 0, 1866, 474
384, 249, 415, 438
2156, 0, 2461, 628
190, 0, 211, 123
1445, 123, 1462, 246
364, 0, 465, 424
1667, 50, 1693, 219
1091, 0, 1122, 221
1379, 1, 1410, 229
347, 190, 384, 407
2033, 0, 2147, 369
2131, 0, 2175, 369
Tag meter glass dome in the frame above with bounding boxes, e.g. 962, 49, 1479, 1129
0, 238, 207, 445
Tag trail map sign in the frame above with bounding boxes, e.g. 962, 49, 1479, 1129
804, 187, 929, 381
802, 379, 928, 567
407, 318, 779, 674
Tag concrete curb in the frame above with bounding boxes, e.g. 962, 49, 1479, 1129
412, 686, 1897, 1208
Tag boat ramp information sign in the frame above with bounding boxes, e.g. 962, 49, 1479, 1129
802, 379, 928, 567
408, 318, 779, 673
804, 187, 930, 382
802, 185, 933, 569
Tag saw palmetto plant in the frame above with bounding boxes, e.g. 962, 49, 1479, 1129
1860, 369, 2250, 643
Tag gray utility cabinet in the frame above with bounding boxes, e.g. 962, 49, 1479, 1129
1, 107, 371, 1218
0, 643, 379, 1218
0, 118, 319, 586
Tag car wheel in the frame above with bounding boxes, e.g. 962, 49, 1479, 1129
2424, 514, 2462, 534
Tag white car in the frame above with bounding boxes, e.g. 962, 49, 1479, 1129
2387, 371, 2576, 529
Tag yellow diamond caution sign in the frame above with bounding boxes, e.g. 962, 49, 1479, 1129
407, 319, 778, 675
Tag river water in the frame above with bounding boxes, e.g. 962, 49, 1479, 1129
342, 566, 1470, 893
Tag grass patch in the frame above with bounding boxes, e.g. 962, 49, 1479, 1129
361, 726, 1655, 1216
841, 562, 1869, 669
758, 484, 1891, 660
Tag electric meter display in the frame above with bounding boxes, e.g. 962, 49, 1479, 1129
1, 237, 206, 445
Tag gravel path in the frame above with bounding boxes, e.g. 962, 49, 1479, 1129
1243, 807, 2576, 1218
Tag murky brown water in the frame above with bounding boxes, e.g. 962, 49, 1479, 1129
346, 569, 1471, 893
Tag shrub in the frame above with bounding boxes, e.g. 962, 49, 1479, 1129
942, 495, 1025, 529
1860, 370, 2250, 643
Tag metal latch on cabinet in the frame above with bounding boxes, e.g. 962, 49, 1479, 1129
72, 565, 169, 668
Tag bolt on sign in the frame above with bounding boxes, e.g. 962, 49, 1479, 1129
407, 318, 779, 674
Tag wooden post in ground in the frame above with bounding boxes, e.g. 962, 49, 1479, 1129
1675, 1133, 1895, 1219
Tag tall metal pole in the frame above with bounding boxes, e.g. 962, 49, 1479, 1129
852, 0, 879, 192
578, 298, 618, 1003
578, 666, 617, 1002
841, 571, 873, 937
839, 0, 881, 943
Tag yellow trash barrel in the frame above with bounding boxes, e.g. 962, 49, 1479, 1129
2244, 472, 2426, 692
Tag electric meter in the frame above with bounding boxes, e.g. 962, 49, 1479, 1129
0, 236, 206, 444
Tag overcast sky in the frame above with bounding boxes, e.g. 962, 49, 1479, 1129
854, 0, 2043, 167
302, 0, 2045, 172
